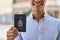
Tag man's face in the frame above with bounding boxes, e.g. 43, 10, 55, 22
30, 0, 46, 14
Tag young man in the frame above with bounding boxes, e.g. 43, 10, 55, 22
7, 0, 60, 40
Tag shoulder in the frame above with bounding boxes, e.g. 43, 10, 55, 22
45, 14, 60, 31
45, 14, 60, 23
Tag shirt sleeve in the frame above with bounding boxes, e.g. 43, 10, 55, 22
14, 32, 23, 40
56, 22, 60, 40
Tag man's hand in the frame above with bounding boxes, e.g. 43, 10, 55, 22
7, 27, 18, 40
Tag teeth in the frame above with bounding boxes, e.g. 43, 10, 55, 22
35, 4, 40, 5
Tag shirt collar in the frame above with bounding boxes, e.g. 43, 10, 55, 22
29, 12, 47, 21
32, 13, 45, 20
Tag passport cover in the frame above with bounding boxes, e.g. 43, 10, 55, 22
14, 14, 26, 32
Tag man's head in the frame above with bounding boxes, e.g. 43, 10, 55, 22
29, 0, 47, 15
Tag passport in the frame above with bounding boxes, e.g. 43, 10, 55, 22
14, 14, 26, 32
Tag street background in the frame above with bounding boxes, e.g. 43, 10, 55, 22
0, 0, 60, 40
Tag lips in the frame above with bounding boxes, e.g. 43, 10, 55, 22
32, 3, 40, 5
32, 2, 44, 6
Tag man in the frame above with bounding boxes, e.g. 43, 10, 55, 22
7, 0, 60, 40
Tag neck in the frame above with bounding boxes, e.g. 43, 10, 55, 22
33, 12, 44, 23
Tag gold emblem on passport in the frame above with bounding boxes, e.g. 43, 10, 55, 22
18, 19, 23, 27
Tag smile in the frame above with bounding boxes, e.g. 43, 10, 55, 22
33, 3, 44, 6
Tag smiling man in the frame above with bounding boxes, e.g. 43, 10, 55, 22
7, 0, 60, 40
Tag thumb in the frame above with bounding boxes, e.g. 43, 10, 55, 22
9, 26, 14, 31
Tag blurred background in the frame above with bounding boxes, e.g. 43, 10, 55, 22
0, 0, 60, 40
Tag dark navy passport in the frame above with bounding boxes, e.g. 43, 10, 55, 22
14, 14, 26, 32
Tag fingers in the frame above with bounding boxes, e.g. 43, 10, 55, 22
7, 26, 18, 40
9, 26, 18, 35
7, 31, 17, 37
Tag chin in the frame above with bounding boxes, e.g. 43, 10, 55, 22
37, 12, 42, 15
36, 10, 43, 13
